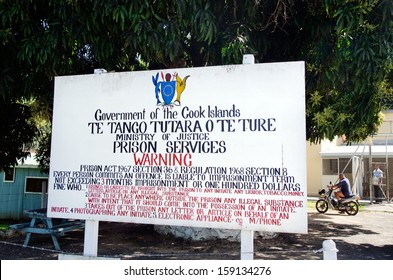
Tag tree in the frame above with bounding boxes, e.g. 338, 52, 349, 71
0, 98, 36, 171
304, 0, 393, 143
0, 0, 392, 171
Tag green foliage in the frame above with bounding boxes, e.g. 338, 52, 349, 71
0, 98, 36, 171
0, 0, 392, 171
305, 0, 392, 143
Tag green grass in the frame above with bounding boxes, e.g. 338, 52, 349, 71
307, 200, 316, 209
0, 224, 9, 231
0, 219, 26, 230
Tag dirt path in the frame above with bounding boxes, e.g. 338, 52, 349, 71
1, 205, 392, 260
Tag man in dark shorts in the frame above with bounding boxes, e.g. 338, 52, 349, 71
331, 173, 352, 201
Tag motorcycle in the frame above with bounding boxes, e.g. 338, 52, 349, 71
316, 184, 359, 215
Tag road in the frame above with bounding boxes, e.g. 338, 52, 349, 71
301, 202, 393, 260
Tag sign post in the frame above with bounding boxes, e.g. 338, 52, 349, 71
83, 220, 99, 257
241, 54, 255, 260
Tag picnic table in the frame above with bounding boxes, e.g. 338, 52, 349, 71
10, 208, 85, 251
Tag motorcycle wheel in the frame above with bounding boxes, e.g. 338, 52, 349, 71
345, 201, 359, 216
316, 199, 328, 213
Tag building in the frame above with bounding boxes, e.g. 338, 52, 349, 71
0, 154, 48, 219
307, 111, 393, 203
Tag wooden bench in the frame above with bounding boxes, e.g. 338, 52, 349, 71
17, 208, 85, 251
9, 222, 33, 230
24, 220, 85, 235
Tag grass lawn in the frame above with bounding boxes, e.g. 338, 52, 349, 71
0, 224, 9, 230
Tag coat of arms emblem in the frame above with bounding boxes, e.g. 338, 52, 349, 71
152, 72, 190, 106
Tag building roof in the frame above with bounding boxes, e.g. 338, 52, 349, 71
320, 142, 393, 158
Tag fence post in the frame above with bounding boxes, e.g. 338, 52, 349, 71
322, 239, 338, 260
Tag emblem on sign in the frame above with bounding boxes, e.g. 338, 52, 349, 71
152, 72, 190, 106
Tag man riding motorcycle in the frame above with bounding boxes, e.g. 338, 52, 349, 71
329, 173, 352, 207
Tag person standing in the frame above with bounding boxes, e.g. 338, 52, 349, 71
372, 164, 383, 203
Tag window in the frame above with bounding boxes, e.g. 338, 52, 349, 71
323, 159, 338, 175
323, 158, 353, 175
25, 177, 48, 193
339, 158, 352, 173
4, 168, 15, 182
372, 138, 393, 145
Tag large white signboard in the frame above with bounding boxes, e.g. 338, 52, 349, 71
47, 62, 307, 233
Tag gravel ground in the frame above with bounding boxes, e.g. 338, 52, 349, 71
1, 202, 392, 260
